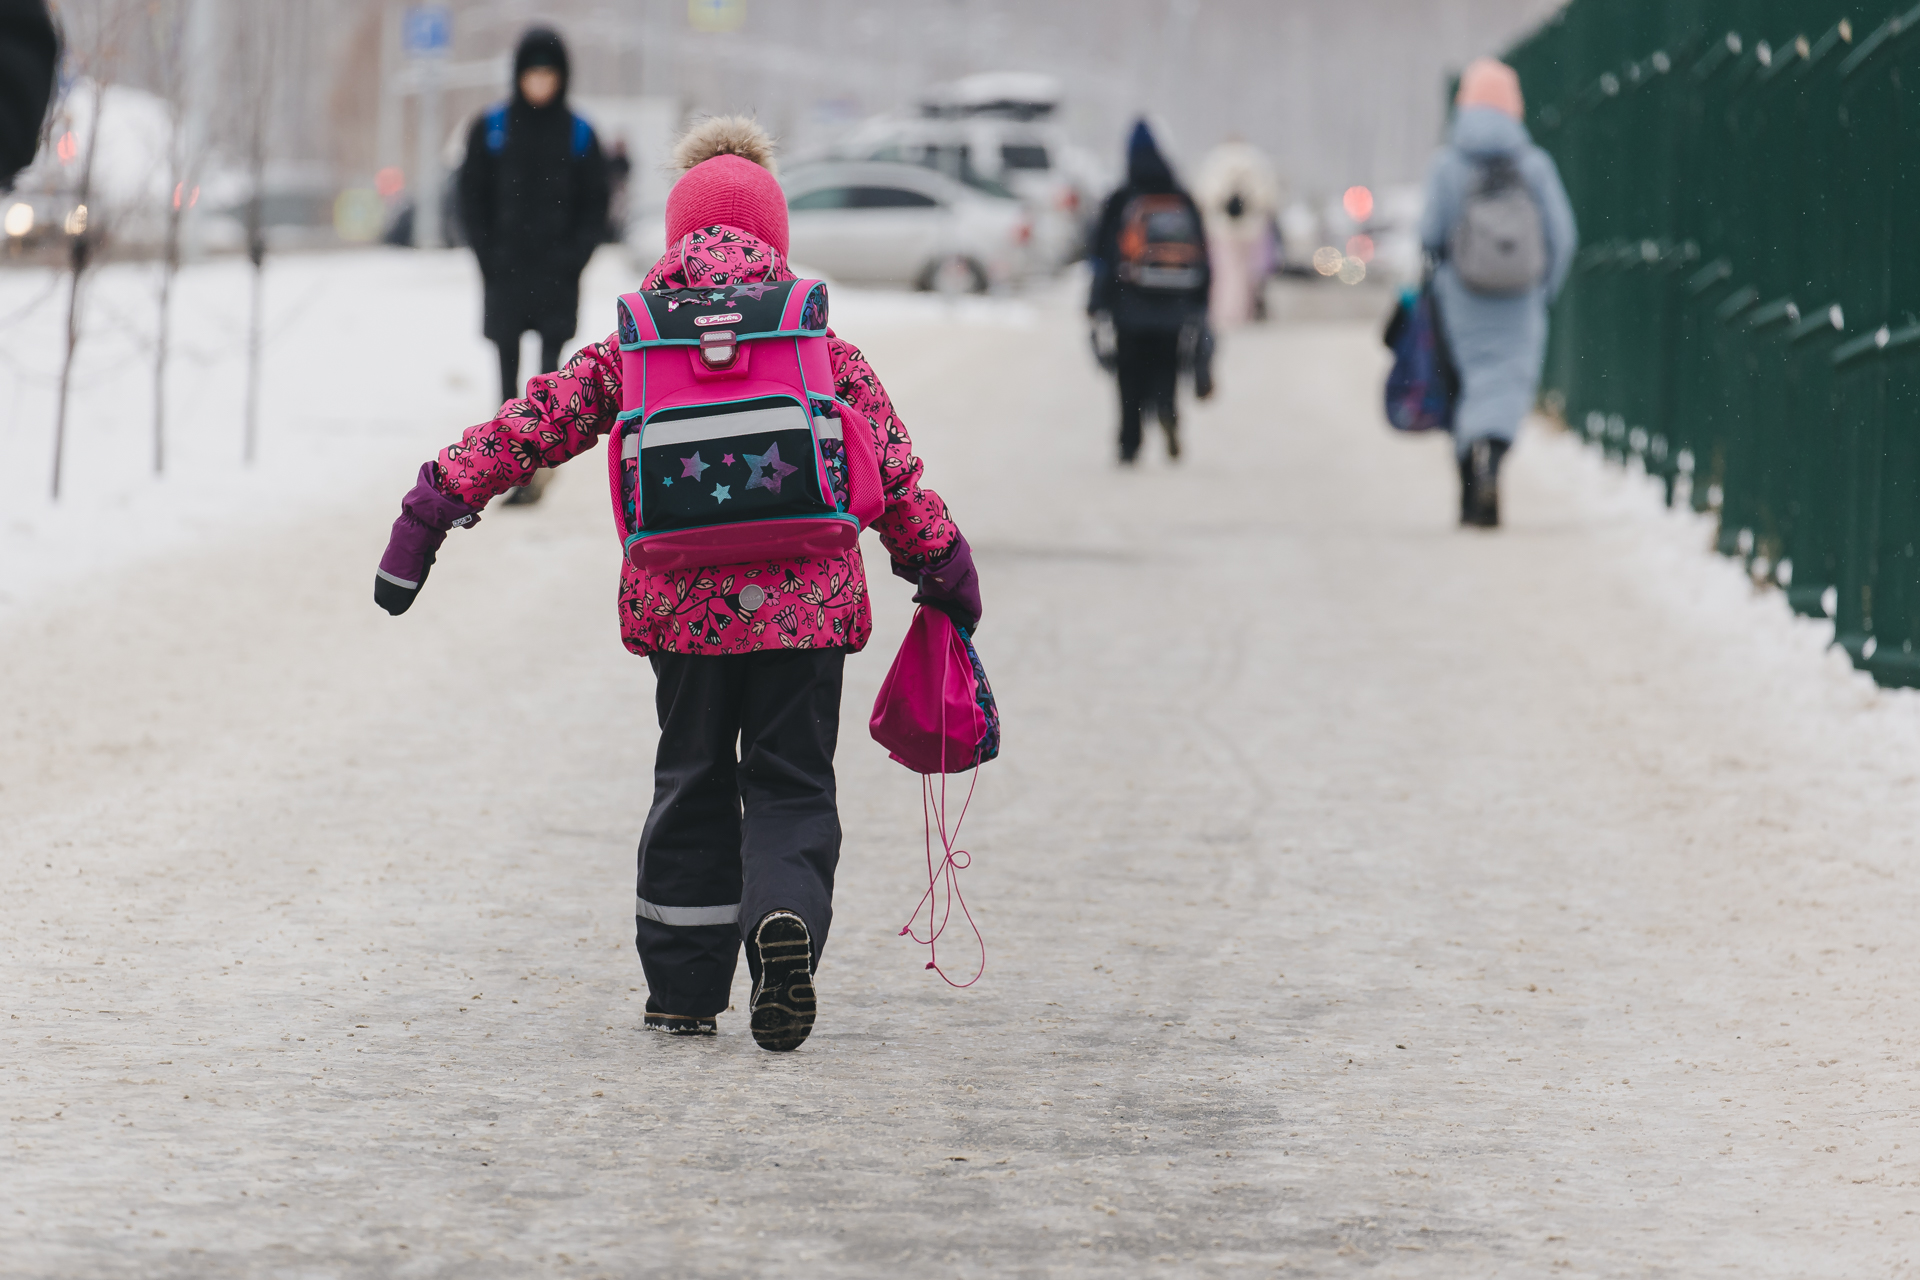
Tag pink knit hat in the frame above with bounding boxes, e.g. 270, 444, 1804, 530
665, 118, 788, 255
1456, 57, 1524, 120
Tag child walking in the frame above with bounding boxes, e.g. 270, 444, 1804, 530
372, 118, 982, 1052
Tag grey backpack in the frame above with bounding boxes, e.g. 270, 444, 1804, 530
1449, 155, 1546, 296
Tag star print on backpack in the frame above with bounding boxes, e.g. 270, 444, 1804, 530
743, 444, 798, 494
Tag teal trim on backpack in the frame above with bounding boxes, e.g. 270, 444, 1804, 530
618, 387, 812, 423
616, 326, 829, 353
622, 512, 860, 557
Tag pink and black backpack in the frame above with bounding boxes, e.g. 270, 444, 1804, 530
608, 276, 883, 570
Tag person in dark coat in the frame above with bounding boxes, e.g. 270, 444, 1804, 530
1087, 120, 1212, 464
458, 27, 610, 504
0, 0, 58, 190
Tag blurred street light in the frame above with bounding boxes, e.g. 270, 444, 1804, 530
1342, 185, 1374, 222
4, 202, 31, 237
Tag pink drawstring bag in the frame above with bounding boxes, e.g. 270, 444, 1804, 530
870, 606, 1000, 986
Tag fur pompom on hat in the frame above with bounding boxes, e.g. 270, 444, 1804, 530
665, 116, 789, 255
672, 115, 778, 176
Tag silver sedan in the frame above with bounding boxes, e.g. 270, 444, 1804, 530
780, 161, 1032, 292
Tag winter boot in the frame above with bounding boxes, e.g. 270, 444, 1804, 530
1457, 452, 1477, 525
1477, 439, 1508, 527
643, 998, 717, 1037
749, 910, 816, 1052
1464, 439, 1507, 528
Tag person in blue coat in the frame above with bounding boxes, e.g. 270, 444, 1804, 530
1421, 58, 1577, 527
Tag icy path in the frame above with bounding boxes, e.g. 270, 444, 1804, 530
6, 275, 1920, 1277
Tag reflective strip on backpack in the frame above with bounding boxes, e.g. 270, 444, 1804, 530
813, 414, 842, 441
639, 402, 810, 449
635, 896, 740, 927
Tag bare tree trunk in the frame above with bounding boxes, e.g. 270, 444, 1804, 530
154, 217, 175, 474
51, 79, 107, 502
238, 2, 272, 466
243, 232, 264, 465
152, 0, 197, 478
51, 237, 86, 501
241, 139, 266, 465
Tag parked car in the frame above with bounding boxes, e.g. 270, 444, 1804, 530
780, 160, 1031, 292
822, 74, 1105, 271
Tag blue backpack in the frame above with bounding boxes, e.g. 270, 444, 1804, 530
1382, 283, 1458, 432
483, 104, 593, 157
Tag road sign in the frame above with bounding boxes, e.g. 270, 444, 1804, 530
689, 0, 745, 34
402, 5, 451, 58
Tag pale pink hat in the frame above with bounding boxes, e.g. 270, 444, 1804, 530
1456, 57, 1524, 119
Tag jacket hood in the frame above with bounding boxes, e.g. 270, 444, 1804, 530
513, 27, 570, 105
642, 224, 790, 292
1450, 105, 1529, 157
1126, 120, 1177, 193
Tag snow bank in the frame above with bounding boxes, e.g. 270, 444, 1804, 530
0, 248, 1040, 615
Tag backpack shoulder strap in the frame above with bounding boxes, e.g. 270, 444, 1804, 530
484, 104, 508, 154
571, 113, 592, 158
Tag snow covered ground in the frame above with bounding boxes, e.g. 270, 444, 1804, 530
0, 248, 1032, 611
5, 257, 1920, 1277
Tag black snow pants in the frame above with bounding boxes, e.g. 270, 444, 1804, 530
635, 649, 845, 1017
496, 331, 566, 405
1115, 327, 1182, 461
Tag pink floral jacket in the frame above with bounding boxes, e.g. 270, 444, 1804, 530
432, 226, 959, 656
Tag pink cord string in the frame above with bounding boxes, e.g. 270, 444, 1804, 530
898, 765, 983, 987
897, 628, 986, 987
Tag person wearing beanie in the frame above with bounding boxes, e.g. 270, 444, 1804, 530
1420, 57, 1576, 527
372, 117, 982, 1054
1086, 120, 1212, 465
457, 26, 611, 505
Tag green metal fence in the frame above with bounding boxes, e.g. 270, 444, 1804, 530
1505, 1, 1920, 686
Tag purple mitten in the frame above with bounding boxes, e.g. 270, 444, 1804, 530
895, 531, 981, 632
374, 462, 482, 616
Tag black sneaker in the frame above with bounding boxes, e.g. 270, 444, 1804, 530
643, 998, 716, 1037
749, 911, 816, 1052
